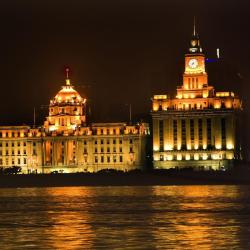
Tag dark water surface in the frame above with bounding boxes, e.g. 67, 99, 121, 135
0, 186, 250, 249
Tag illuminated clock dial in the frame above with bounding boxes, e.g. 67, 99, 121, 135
188, 58, 198, 69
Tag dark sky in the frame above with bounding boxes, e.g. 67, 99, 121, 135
0, 0, 250, 127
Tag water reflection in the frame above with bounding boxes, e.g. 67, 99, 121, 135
0, 186, 249, 249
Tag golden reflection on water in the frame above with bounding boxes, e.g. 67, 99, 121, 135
152, 186, 242, 250
0, 185, 249, 249
44, 187, 94, 249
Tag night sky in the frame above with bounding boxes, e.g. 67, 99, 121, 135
0, 1, 250, 143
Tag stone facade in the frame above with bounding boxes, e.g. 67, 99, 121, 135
151, 27, 242, 170
0, 75, 149, 173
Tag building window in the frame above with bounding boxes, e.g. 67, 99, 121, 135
24, 158, 26, 164
198, 119, 203, 148
24, 142, 26, 146
12, 150, 14, 155
181, 120, 186, 150
0, 158, 2, 165
119, 155, 123, 162
113, 139, 116, 144
221, 118, 226, 149
159, 120, 164, 151
119, 147, 122, 153
101, 139, 104, 144
84, 156, 87, 163
94, 140, 97, 145
101, 147, 104, 153
18, 158, 21, 165
83, 148, 87, 154
207, 119, 212, 148
84, 140, 87, 145
107, 156, 110, 163
190, 119, 194, 146
6, 150, 9, 155
12, 159, 15, 165
12, 142, 14, 147
107, 147, 110, 153
173, 120, 178, 149
33, 142, 36, 147
101, 156, 104, 163
94, 148, 98, 153
113, 147, 116, 153
0, 142, 2, 147
129, 139, 133, 144
0, 151, 2, 156
6, 143, 8, 147
119, 139, 122, 144
95, 156, 98, 163
129, 146, 133, 153
17, 142, 20, 147
113, 155, 116, 163
24, 149, 26, 155
107, 139, 110, 145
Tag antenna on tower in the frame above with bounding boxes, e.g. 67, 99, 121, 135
66, 67, 70, 79
65, 67, 71, 85
193, 16, 196, 36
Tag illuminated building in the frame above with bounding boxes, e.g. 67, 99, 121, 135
151, 25, 242, 170
0, 71, 149, 173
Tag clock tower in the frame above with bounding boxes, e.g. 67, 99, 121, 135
177, 21, 211, 96
151, 22, 242, 171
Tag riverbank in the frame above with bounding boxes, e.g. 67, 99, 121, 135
0, 169, 250, 188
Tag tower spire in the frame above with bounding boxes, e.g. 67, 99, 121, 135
65, 67, 71, 85
189, 17, 202, 53
193, 16, 196, 36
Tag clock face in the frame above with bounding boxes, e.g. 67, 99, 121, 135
188, 58, 198, 69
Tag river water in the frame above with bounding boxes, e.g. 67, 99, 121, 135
0, 185, 250, 249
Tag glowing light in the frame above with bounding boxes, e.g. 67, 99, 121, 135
49, 126, 56, 132
177, 154, 182, 160
202, 92, 208, 98
154, 95, 167, 100
164, 144, 173, 151
153, 145, 159, 151
194, 153, 199, 160
216, 92, 230, 97
185, 154, 190, 160
226, 152, 234, 160
215, 144, 221, 150
226, 143, 234, 150
202, 153, 208, 160
153, 104, 159, 111
166, 154, 173, 161
154, 154, 159, 161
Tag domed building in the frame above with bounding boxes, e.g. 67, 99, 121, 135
44, 73, 86, 133
0, 69, 149, 173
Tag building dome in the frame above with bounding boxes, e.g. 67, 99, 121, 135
50, 79, 85, 106
44, 71, 87, 132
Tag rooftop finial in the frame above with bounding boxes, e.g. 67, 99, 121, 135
65, 67, 71, 85
193, 16, 196, 36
